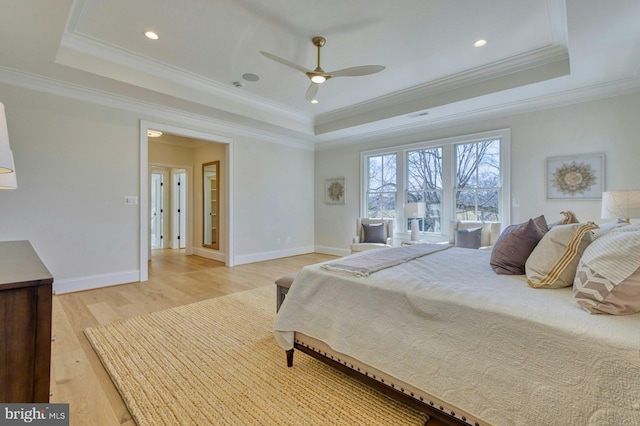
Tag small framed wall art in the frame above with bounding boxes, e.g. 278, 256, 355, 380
546, 153, 604, 200
325, 177, 346, 204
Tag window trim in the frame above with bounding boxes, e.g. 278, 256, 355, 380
360, 129, 510, 240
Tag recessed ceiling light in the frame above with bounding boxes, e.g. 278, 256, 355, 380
474, 39, 487, 47
144, 31, 159, 40
310, 99, 319, 104
242, 73, 259, 82
147, 130, 163, 137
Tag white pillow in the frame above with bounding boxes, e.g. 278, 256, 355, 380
592, 219, 628, 239
574, 223, 640, 315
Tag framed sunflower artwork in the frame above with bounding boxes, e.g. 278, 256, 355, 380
325, 177, 346, 204
546, 154, 604, 200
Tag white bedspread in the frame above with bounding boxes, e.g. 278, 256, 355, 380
274, 247, 640, 426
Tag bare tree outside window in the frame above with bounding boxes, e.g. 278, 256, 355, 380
455, 140, 500, 221
367, 154, 397, 218
406, 148, 443, 232
364, 135, 504, 236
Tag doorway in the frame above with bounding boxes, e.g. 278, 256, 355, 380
140, 120, 234, 281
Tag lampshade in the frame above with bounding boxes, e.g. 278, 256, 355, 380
0, 150, 17, 189
0, 102, 14, 173
404, 202, 426, 218
601, 190, 640, 222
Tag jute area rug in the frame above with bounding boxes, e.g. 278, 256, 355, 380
85, 286, 428, 425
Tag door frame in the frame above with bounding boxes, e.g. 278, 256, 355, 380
140, 120, 234, 281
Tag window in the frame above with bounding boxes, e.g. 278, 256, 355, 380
406, 147, 442, 232
366, 153, 397, 218
455, 139, 500, 221
361, 130, 510, 239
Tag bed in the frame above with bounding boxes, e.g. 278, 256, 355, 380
273, 224, 640, 426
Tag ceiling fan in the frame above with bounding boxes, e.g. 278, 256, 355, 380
260, 36, 385, 101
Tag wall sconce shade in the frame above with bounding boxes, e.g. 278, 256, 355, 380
0, 102, 14, 173
601, 190, 640, 222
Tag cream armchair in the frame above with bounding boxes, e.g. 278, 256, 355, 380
351, 218, 394, 253
449, 220, 501, 249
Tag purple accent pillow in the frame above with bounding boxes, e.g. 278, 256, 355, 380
455, 227, 482, 249
362, 223, 386, 244
490, 216, 548, 275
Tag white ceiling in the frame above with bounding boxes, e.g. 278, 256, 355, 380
1, 0, 639, 147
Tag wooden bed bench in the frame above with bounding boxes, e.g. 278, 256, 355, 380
275, 272, 297, 311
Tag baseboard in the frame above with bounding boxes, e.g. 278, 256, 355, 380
234, 246, 315, 265
53, 270, 140, 294
52, 246, 339, 294
314, 245, 350, 257
192, 247, 226, 263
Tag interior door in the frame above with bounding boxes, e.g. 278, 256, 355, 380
150, 171, 165, 249
173, 170, 187, 249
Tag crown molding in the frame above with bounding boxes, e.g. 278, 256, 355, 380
313, 76, 640, 151
315, 44, 570, 133
57, 31, 315, 131
2, 65, 638, 154
0, 66, 315, 151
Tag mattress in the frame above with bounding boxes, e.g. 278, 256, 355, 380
274, 247, 640, 426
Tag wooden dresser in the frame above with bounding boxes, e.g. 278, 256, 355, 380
0, 240, 53, 403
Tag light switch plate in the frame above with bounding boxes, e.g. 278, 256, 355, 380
125, 196, 138, 205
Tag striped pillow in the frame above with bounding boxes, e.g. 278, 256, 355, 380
526, 222, 597, 289
573, 223, 640, 315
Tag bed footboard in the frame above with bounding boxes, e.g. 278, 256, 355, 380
286, 334, 484, 426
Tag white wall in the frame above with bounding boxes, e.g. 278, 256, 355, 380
314, 92, 640, 254
233, 137, 315, 264
0, 83, 315, 293
0, 84, 140, 291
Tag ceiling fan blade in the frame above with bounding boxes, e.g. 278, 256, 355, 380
260, 51, 310, 75
305, 83, 319, 100
329, 65, 385, 78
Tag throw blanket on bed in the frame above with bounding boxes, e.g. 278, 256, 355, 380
321, 243, 451, 277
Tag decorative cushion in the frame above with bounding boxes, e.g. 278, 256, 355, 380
548, 210, 580, 228
526, 222, 597, 288
455, 227, 482, 249
490, 216, 548, 275
592, 219, 628, 239
362, 223, 386, 244
450, 221, 501, 247
573, 223, 640, 315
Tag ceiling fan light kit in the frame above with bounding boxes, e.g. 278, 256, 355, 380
260, 36, 384, 100
310, 74, 327, 84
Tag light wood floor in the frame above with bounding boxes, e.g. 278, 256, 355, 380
50, 250, 335, 425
